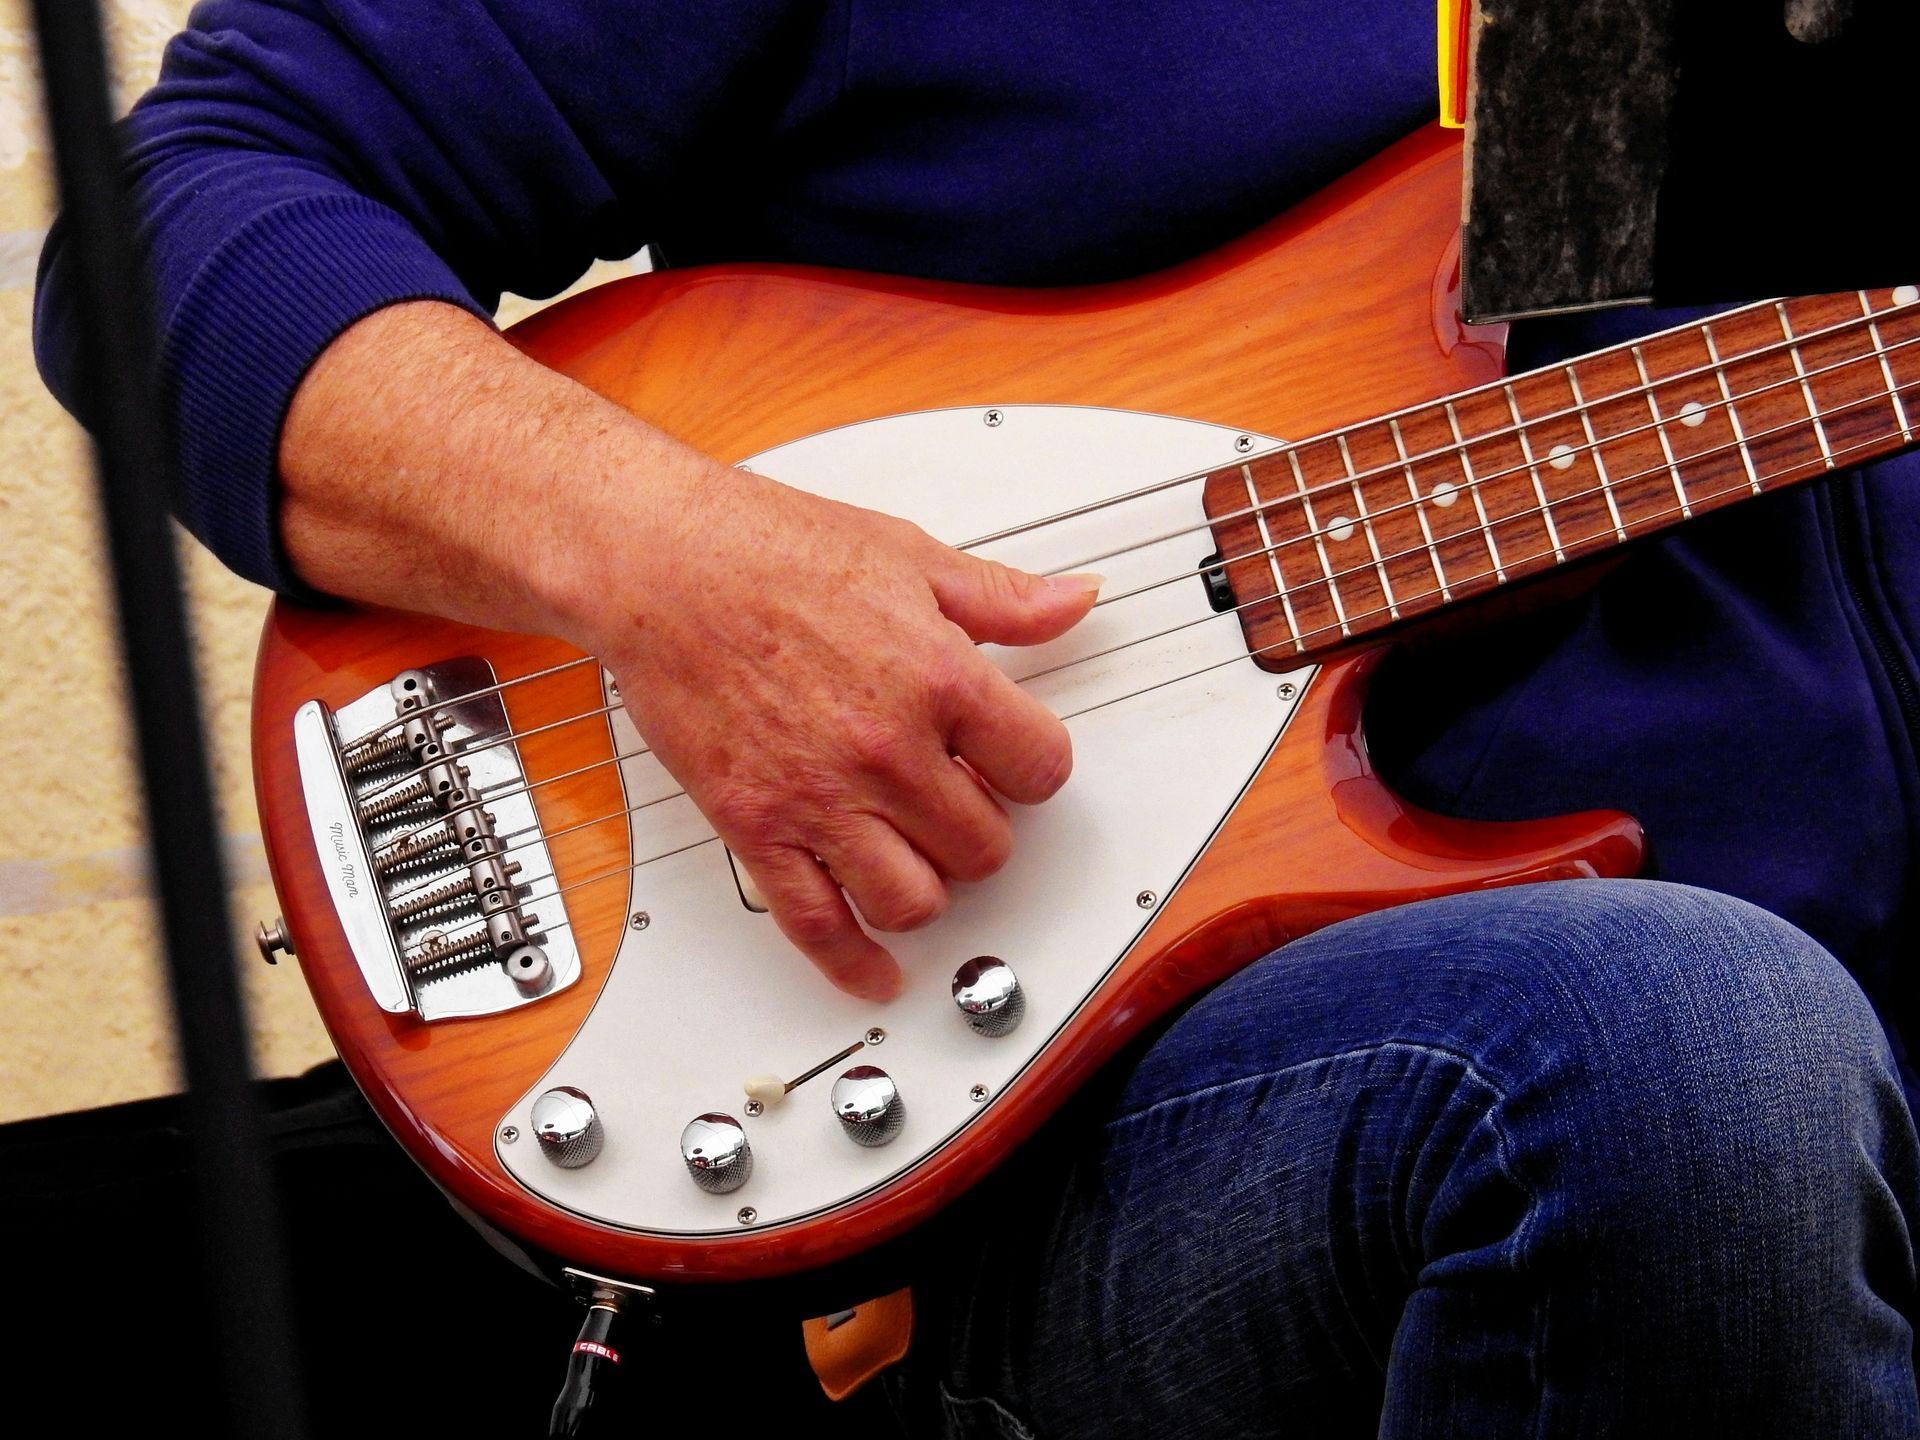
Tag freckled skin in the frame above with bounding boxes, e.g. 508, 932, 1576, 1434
280, 301, 1100, 1000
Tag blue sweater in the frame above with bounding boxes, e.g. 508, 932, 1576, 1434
34, 1, 1920, 1094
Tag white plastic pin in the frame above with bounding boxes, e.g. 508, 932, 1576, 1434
744, 1074, 787, 1108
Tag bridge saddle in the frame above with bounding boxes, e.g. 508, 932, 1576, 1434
293, 656, 580, 1020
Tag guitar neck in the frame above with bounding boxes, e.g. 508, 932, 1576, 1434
1207, 287, 1920, 663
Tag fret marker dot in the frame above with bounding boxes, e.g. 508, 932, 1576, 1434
1895, 285, 1919, 307
1679, 401, 1707, 428
1547, 443, 1576, 471
1430, 481, 1459, 508
1327, 516, 1357, 543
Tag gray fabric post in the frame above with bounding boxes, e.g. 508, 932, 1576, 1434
1463, 0, 1916, 322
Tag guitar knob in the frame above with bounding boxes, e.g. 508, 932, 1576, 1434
952, 955, 1025, 1037
680, 1113, 753, 1194
831, 1066, 904, 1147
531, 1086, 603, 1168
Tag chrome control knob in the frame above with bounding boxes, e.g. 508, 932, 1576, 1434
680, 1113, 753, 1194
531, 1086, 603, 1168
831, 1066, 905, 1147
952, 955, 1025, 1037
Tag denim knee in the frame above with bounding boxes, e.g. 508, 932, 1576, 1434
1342, 880, 1914, 1300
1122, 878, 1911, 1246
1439, 879, 1900, 1190
934, 880, 1920, 1440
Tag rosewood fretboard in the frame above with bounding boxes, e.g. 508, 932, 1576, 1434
1203, 288, 1920, 669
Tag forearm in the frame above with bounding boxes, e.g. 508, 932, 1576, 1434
276, 297, 1093, 1000
278, 300, 706, 638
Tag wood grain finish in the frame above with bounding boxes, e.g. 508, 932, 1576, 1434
1205, 289, 1920, 667
253, 126, 1644, 1286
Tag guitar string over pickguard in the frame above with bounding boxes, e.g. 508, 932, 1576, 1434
493, 405, 1313, 1236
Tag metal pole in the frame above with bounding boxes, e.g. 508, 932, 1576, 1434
26, 1, 308, 1432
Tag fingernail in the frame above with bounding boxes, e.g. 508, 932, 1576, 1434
1050, 572, 1105, 597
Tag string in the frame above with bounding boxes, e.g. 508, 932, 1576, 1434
338, 653, 599, 754
1078, 307, 1920, 610
356, 312, 1920, 812
963, 292, 1916, 568
370, 359, 1920, 890
369, 735, 658, 862
351, 696, 635, 811
387, 378, 1917, 933
339, 290, 1915, 753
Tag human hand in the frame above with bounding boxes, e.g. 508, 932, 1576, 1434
555, 462, 1099, 1001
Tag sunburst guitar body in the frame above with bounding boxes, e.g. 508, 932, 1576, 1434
251, 127, 1656, 1292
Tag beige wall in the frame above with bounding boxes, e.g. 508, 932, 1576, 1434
0, 3, 634, 1123
0, 0, 334, 1124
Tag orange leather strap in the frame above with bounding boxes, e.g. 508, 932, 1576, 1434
801, 1288, 914, 1401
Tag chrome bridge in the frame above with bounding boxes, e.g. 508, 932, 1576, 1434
292, 657, 580, 1021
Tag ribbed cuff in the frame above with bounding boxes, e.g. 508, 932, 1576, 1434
158, 192, 493, 597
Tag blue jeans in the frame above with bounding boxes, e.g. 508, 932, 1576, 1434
890, 880, 1920, 1437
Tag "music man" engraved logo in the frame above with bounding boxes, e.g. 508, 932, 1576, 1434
328, 819, 360, 899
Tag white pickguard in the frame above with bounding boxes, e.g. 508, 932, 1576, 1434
495, 406, 1313, 1234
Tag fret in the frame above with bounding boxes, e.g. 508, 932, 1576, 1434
1240, 463, 1305, 654
1290, 439, 1397, 628
1286, 449, 1351, 637
1443, 400, 1509, 582
1502, 383, 1567, 562
1340, 422, 1450, 614
1197, 463, 1296, 666
1231, 452, 1344, 648
1575, 345, 1689, 534
1335, 435, 1400, 619
1632, 329, 1754, 508
1388, 418, 1451, 602
1775, 303, 1836, 468
1774, 294, 1902, 464
1563, 367, 1629, 542
1448, 390, 1557, 575
1859, 291, 1915, 444
1698, 321, 1765, 494
1504, 368, 1624, 558
1629, 344, 1693, 517
1201, 291, 1920, 669
1396, 405, 1504, 600
1869, 286, 1920, 425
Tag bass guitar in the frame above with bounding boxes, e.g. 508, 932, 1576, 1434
248, 125, 1918, 1291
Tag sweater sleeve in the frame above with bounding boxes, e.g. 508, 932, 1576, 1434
32, 0, 805, 594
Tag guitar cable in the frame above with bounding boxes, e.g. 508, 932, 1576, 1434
550, 1301, 624, 1436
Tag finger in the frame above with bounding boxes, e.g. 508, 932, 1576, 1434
815, 816, 952, 933
743, 847, 902, 1001
882, 754, 1013, 883
945, 663, 1074, 804
923, 546, 1103, 646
